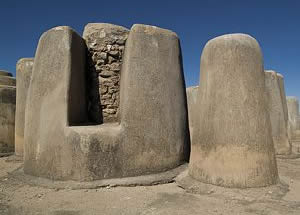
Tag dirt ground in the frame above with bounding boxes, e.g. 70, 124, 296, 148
0, 149, 300, 215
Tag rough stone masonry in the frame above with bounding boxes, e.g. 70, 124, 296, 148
83, 23, 129, 123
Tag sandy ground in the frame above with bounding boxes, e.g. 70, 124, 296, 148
0, 149, 300, 215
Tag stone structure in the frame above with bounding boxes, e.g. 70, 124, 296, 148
15, 58, 34, 156
0, 71, 16, 86
287, 97, 300, 138
186, 86, 199, 142
83, 23, 129, 123
277, 74, 289, 129
264, 70, 291, 155
189, 34, 278, 188
24, 24, 189, 181
0, 71, 16, 153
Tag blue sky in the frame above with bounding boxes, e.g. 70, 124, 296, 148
1, 0, 299, 98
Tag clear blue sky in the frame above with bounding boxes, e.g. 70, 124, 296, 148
1, 0, 299, 98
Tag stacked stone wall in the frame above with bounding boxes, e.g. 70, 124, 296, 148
83, 24, 129, 123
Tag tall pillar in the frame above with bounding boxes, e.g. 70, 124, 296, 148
186, 86, 199, 142
189, 34, 278, 188
15, 58, 34, 156
287, 97, 300, 139
264, 70, 291, 155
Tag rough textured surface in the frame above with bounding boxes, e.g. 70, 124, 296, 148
0, 71, 16, 153
186, 86, 199, 142
83, 23, 129, 123
24, 24, 189, 181
11, 164, 187, 189
189, 34, 278, 188
24, 26, 88, 179
119, 24, 190, 176
265, 70, 291, 155
287, 97, 300, 139
1, 156, 300, 215
277, 73, 289, 129
15, 58, 34, 156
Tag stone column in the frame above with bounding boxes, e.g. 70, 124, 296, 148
189, 34, 278, 188
24, 26, 88, 179
120, 24, 190, 174
287, 97, 300, 138
277, 74, 289, 129
264, 70, 291, 155
15, 58, 34, 156
186, 86, 199, 142
0, 71, 16, 154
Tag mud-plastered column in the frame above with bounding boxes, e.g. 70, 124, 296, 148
0, 70, 16, 154
120, 24, 189, 175
189, 34, 278, 188
186, 86, 199, 142
287, 97, 300, 139
15, 58, 34, 156
265, 70, 291, 155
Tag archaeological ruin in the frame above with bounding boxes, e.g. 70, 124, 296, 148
287, 96, 300, 139
15, 58, 34, 157
23, 24, 189, 181
0, 70, 16, 154
188, 34, 279, 188
264, 70, 291, 155
186, 86, 198, 142
83, 23, 129, 123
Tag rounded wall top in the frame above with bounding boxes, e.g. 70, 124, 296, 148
276, 73, 284, 79
83, 23, 129, 39
0, 70, 13, 77
131, 24, 178, 38
17, 58, 34, 67
265, 70, 277, 74
204, 33, 261, 53
39, 26, 79, 44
